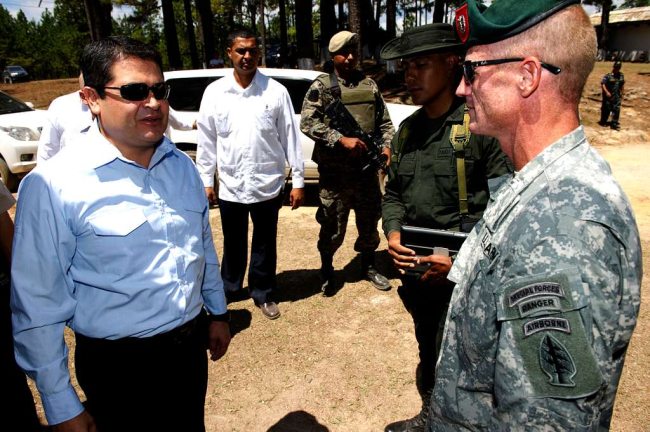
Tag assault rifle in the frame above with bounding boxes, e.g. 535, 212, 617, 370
324, 99, 388, 173
400, 226, 469, 275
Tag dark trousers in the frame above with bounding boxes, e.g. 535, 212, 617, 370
218, 195, 281, 305
600, 98, 621, 126
3, 272, 41, 432
398, 279, 453, 404
74, 313, 208, 432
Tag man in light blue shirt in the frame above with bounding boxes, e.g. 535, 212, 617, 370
11, 37, 230, 432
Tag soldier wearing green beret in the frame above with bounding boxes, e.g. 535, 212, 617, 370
599, 60, 625, 130
428, 0, 642, 430
379, 23, 511, 432
300, 31, 395, 295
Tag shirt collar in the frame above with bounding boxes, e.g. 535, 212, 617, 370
85, 121, 175, 170
225, 69, 268, 93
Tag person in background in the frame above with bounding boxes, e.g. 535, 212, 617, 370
599, 60, 625, 130
37, 73, 92, 163
196, 29, 305, 320
300, 31, 394, 296
379, 23, 510, 432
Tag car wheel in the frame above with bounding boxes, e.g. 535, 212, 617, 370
0, 158, 19, 192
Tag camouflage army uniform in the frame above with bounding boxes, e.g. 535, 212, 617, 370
382, 99, 510, 420
429, 127, 642, 431
600, 71, 625, 129
300, 70, 394, 256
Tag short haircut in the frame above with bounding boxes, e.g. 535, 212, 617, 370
484, 5, 596, 104
226, 29, 257, 48
80, 37, 163, 98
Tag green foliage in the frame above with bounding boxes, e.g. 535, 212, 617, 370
620, 0, 650, 7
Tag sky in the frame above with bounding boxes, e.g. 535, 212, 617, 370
1, 0, 134, 22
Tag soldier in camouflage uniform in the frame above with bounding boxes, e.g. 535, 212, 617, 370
428, 1, 642, 430
599, 60, 625, 130
379, 24, 511, 432
300, 31, 395, 295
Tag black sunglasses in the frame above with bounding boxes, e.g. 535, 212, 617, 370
101, 82, 171, 101
234, 48, 259, 56
462, 58, 562, 84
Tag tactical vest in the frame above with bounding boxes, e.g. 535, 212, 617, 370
317, 73, 376, 133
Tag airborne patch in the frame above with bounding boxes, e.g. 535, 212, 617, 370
523, 317, 571, 338
508, 282, 564, 307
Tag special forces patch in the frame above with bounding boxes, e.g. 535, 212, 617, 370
498, 270, 603, 398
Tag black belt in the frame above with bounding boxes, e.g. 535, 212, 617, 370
76, 309, 207, 347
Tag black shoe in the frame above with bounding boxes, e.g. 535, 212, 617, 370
258, 302, 281, 320
367, 267, 391, 291
611, 123, 620, 130
321, 273, 335, 297
384, 411, 427, 432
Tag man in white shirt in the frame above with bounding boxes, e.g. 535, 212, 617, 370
197, 29, 305, 320
37, 73, 93, 163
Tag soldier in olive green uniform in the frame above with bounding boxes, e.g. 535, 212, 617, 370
380, 24, 511, 432
300, 31, 395, 295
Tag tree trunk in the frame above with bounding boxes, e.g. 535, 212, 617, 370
386, 0, 396, 39
183, 0, 200, 69
260, 0, 266, 66
295, 0, 315, 69
433, 0, 445, 23
279, 0, 289, 67
83, 0, 112, 41
321, 0, 337, 63
161, 0, 182, 70
348, 0, 362, 55
196, 0, 214, 68
338, 0, 345, 30
599, 0, 612, 60
248, 0, 257, 32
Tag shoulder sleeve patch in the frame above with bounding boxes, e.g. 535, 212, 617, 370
496, 269, 603, 399
307, 88, 320, 103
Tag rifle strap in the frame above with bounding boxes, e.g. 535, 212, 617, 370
450, 106, 471, 217
328, 71, 342, 100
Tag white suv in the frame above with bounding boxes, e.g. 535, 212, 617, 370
0, 91, 44, 191
164, 68, 418, 181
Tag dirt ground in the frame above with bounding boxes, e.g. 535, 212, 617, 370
2, 61, 649, 431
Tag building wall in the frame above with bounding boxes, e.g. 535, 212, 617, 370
599, 22, 650, 62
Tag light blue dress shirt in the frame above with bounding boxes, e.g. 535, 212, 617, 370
10, 124, 227, 425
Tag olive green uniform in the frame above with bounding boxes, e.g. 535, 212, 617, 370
301, 70, 395, 256
382, 98, 510, 408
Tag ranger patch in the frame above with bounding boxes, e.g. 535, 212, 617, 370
523, 317, 571, 338
518, 296, 561, 318
508, 282, 564, 307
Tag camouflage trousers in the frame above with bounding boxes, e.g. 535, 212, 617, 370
316, 170, 382, 255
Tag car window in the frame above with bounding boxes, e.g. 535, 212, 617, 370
167, 75, 314, 115
8, 66, 25, 73
167, 77, 222, 112
274, 78, 313, 114
0, 92, 33, 115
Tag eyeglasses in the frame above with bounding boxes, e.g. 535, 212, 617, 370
101, 82, 171, 101
462, 58, 562, 84
234, 48, 259, 56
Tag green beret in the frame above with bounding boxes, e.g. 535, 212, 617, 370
329, 31, 358, 53
380, 23, 463, 61
455, 0, 581, 46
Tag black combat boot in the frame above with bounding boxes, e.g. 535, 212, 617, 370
384, 388, 432, 432
362, 253, 391, 291
320, 253, 335, 296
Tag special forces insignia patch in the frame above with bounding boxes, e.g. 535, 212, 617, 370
539, 334, 576, 387
455, 4, 469, 43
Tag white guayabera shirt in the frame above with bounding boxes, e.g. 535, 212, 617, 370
196, 69, 304, 204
